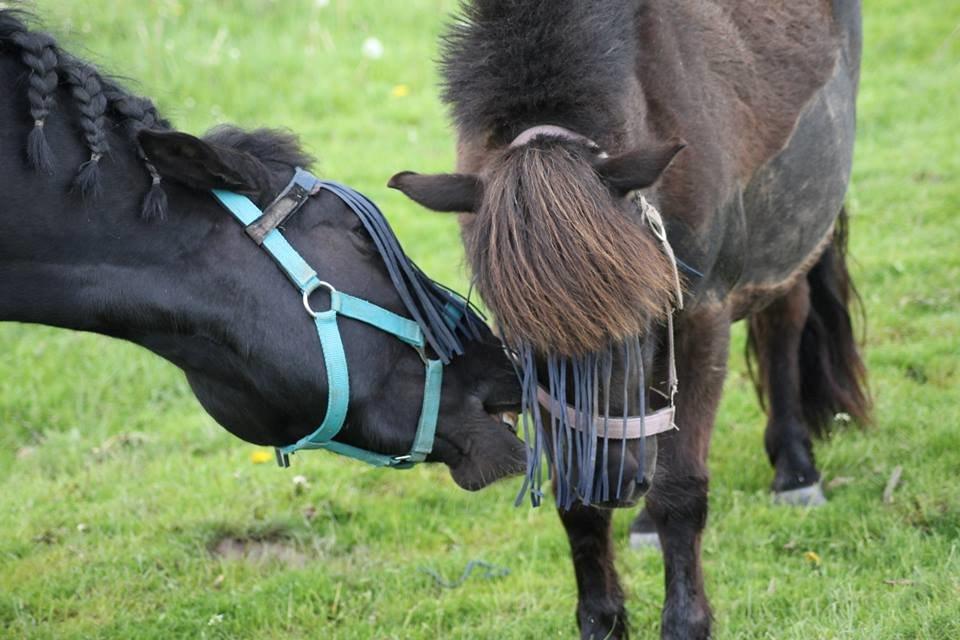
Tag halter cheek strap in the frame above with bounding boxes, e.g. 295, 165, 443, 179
211, 169, 444, 469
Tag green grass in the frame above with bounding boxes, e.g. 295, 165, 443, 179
1, 1, 958, 638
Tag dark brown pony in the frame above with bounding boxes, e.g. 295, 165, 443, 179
391, 1, 870, 638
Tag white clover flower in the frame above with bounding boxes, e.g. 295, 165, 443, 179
362, 37, 384, 60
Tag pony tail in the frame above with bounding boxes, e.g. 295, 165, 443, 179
64, 64, 109, 198
12, 30, 59, 173
798, 209, 871, 435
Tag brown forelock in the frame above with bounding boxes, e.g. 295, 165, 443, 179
462, 141, 676, 357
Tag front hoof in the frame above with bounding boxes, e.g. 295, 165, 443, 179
772, 481, 827, 507
661, 608, 711, 640
579, 607, 628, 640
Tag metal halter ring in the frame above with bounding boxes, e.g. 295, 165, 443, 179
302, 280, 337, 318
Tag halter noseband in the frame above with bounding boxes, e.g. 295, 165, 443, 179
212, 169, 451, 470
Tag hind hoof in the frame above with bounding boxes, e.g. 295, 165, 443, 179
628, 508, 660, 551
629, 531, 661, 550
772, 482, 827, 507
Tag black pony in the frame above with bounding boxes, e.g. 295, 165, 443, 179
0, 10, 525, 490
391, 1, 870, 638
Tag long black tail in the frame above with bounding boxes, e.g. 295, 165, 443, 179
748, 208, 871, 437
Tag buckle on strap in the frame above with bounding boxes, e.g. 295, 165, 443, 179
246, 168, 322, 245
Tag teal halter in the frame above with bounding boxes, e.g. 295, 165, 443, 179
211, 169, 461, 470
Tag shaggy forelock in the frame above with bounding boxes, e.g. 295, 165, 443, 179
463, 138, 676, 356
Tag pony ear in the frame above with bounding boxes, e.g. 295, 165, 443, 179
595, 141, 687, 196
387, 171, 482, 213
138, 129, 270, 196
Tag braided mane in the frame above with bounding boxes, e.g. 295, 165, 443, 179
0, 10, 171, 218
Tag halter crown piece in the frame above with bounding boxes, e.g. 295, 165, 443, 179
212, 169, 484, 469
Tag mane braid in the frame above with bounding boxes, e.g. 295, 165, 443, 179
10, 28, 58, 173
63, 64, 109, 197
0, 10, 171, 218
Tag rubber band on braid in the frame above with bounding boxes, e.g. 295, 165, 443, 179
11, 30, 59, 173
63, 64, 109, 197
140, 157, 168, 221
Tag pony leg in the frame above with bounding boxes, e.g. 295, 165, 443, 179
747, 212, 870, 503
645, 305, 730, 640
631, 280, 817, 539
558, 502, 629, 639
748, 278, 825, 503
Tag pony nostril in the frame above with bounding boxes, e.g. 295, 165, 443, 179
636, 475, 652, 494
498, 412, 518, 434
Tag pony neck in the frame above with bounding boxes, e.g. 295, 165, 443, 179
0, 168, 222, 351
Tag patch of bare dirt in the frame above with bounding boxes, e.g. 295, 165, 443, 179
210, 535, 309, 568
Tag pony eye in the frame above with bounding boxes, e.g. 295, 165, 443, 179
349, 222, 376, 254
350, 221, 368, 238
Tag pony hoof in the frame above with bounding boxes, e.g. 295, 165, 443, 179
772, 482, 827, 507
629, 531, 661, 551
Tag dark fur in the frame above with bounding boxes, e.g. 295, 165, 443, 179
398, 1, 868, 638
204, 125, 315, 173
387, 171, 482, 213
441, 1, 635, 143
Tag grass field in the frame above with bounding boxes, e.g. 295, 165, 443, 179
1, 1, 958, 638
